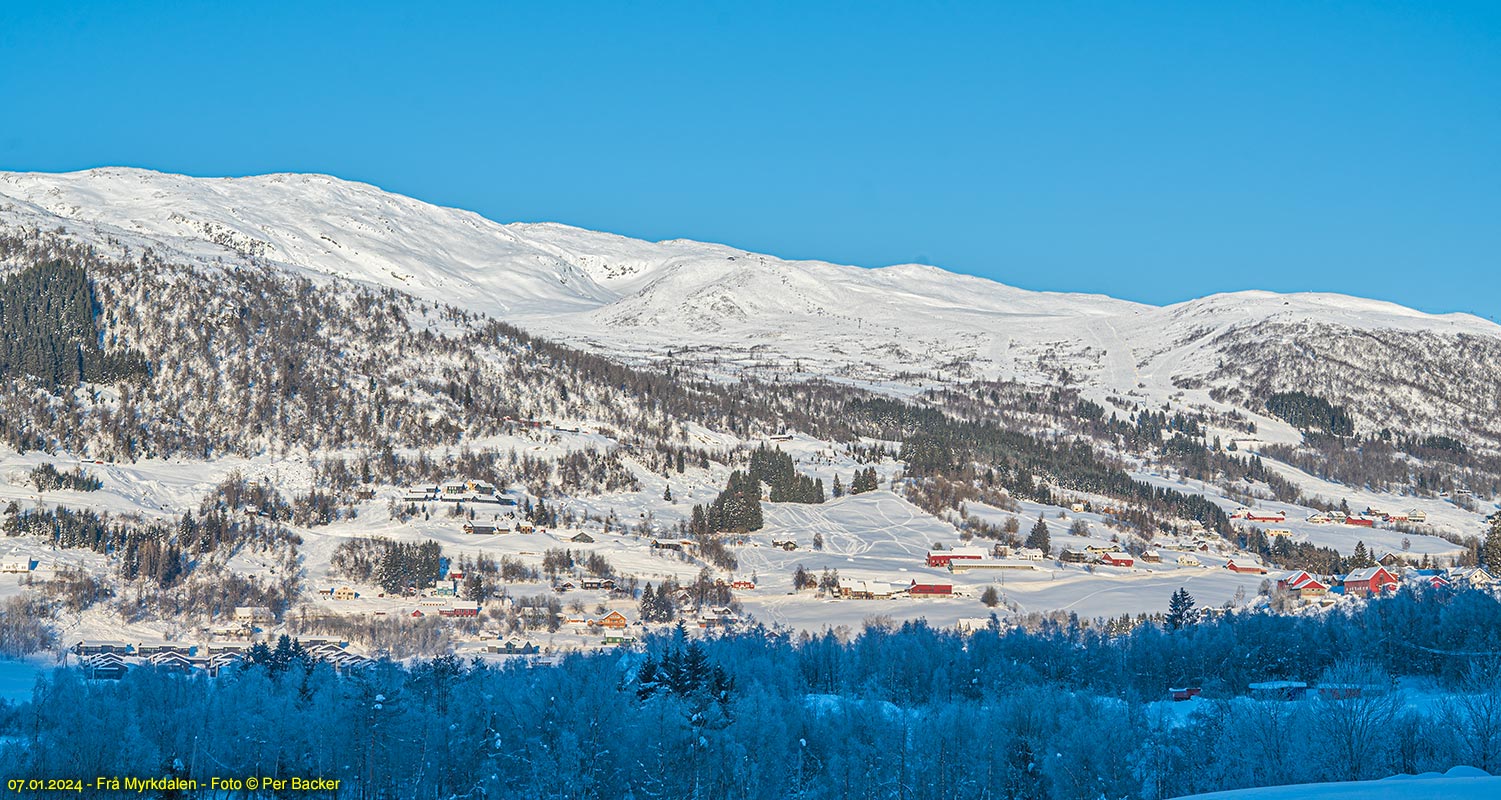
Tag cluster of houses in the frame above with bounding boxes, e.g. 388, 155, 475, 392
71, 638, 374, 680
1274, 562, 1495, 603
1304, 508, 1427, 526
403, 479, 518, 505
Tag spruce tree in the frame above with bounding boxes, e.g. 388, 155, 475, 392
1166, 588, 1196, 630
1483, 516, 1501, 572
1026, 514, 1051, 556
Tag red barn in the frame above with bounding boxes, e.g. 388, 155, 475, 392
1100, 552, 1134, 567
1344, 516, 1375, 528
908, 581, 953, 596
1170, 687, 1202, 702
926, 548, 986, 568
1342, 566, 1399, 597
1226, 559, 1268, 575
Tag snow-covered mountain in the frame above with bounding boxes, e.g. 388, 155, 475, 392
3, 167, 1498, 443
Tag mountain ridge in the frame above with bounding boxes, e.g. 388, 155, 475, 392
3, 166, 1498, 446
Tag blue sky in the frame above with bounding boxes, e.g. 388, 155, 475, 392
1, 1, 1497, 318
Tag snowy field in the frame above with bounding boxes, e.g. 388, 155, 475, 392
1181, 768, 1500, 800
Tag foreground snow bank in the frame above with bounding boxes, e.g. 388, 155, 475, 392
1180, 767, 1497, 800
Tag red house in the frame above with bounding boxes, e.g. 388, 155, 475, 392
1344, 516, 1375, 528
1226, 559, 1268, 575
908, 581, 953, 596
731, 580, 756, 590
1100, 552, 1134, 567
926, 548, 986, 568
1170, 687, 1202, 702
1342, 566, 1399, 597
439, 602, 480, 618
1245, 512, 1286, 523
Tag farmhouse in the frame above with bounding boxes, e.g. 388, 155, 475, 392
1265, 529, 1293, 539
1177, 554, 1202, 566
487, 639, 539, 655
1014, 547, 1047, 561
234, 606, 274, 624
907, 580, 953, 596
839, 579, 898, 599
1140, 550, 1162, 563
333, 586, 357, 600
926, 548, 987, 568
1344, 516, 1375, 528
1278, 571, 1329, 598
579, 578, 616, 591
1342, 566, 1400, 598
0, 558, 33, 573
463, 521, 499, 535
1225, 559, 1268, 575
438, 602, 480, 618
570, 532, 595, 544
1060, 549, 1094, 564
651, 539, 684, 552
1245, 512, 1286, 523
1446, 567, 1495, 590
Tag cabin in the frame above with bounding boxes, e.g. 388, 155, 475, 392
955, 617, 995, 634
487, 639, 539, 655
1100, 552, 1134, 568
570, 532, 595, 544
0, 559, 33, 574
1084, 544, 1118, 555
463, 522, 499, 535
1140, 550, 1162, 563
1406, 510, 1427, 523
1377, 552, 1412, 569
1342, 566, 1400, 598
651, 539, 685, 552
333, 586, 357, 601
580, 578, 616, 591
81, 653, 128, 681
438, 602, 480, 618
233, 606, 274, 624
1225, 560, 1268, 575
1014, 547, 1047, 561
594, 611, 630, 629
908, 581, 953, 596
402, 485, 437, 502
135, 642, 194, 657
1169, 687, 1202, 702
1176, 554, 1201, 567
769, 540, 798, 551
839, 579, 898, 600
1248, 681, 1308, 701
73, 640, 130, 656
1070, 503, 1086, 513
926, 548, 987, 568
1265, 529, 1293, 539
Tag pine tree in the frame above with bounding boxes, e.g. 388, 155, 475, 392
1166, 588, 1196, 630
1483, 515, 1501, 572
1352, 540, 1371, 569
832, 474, 844, 498
1026, 514, 1050, 556
663, 485, 673, 503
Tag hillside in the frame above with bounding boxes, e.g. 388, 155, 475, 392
3, 168, 1499, 451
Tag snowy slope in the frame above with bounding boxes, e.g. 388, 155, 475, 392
3, 167, 1498, 440
1180, 768, 1499, 800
